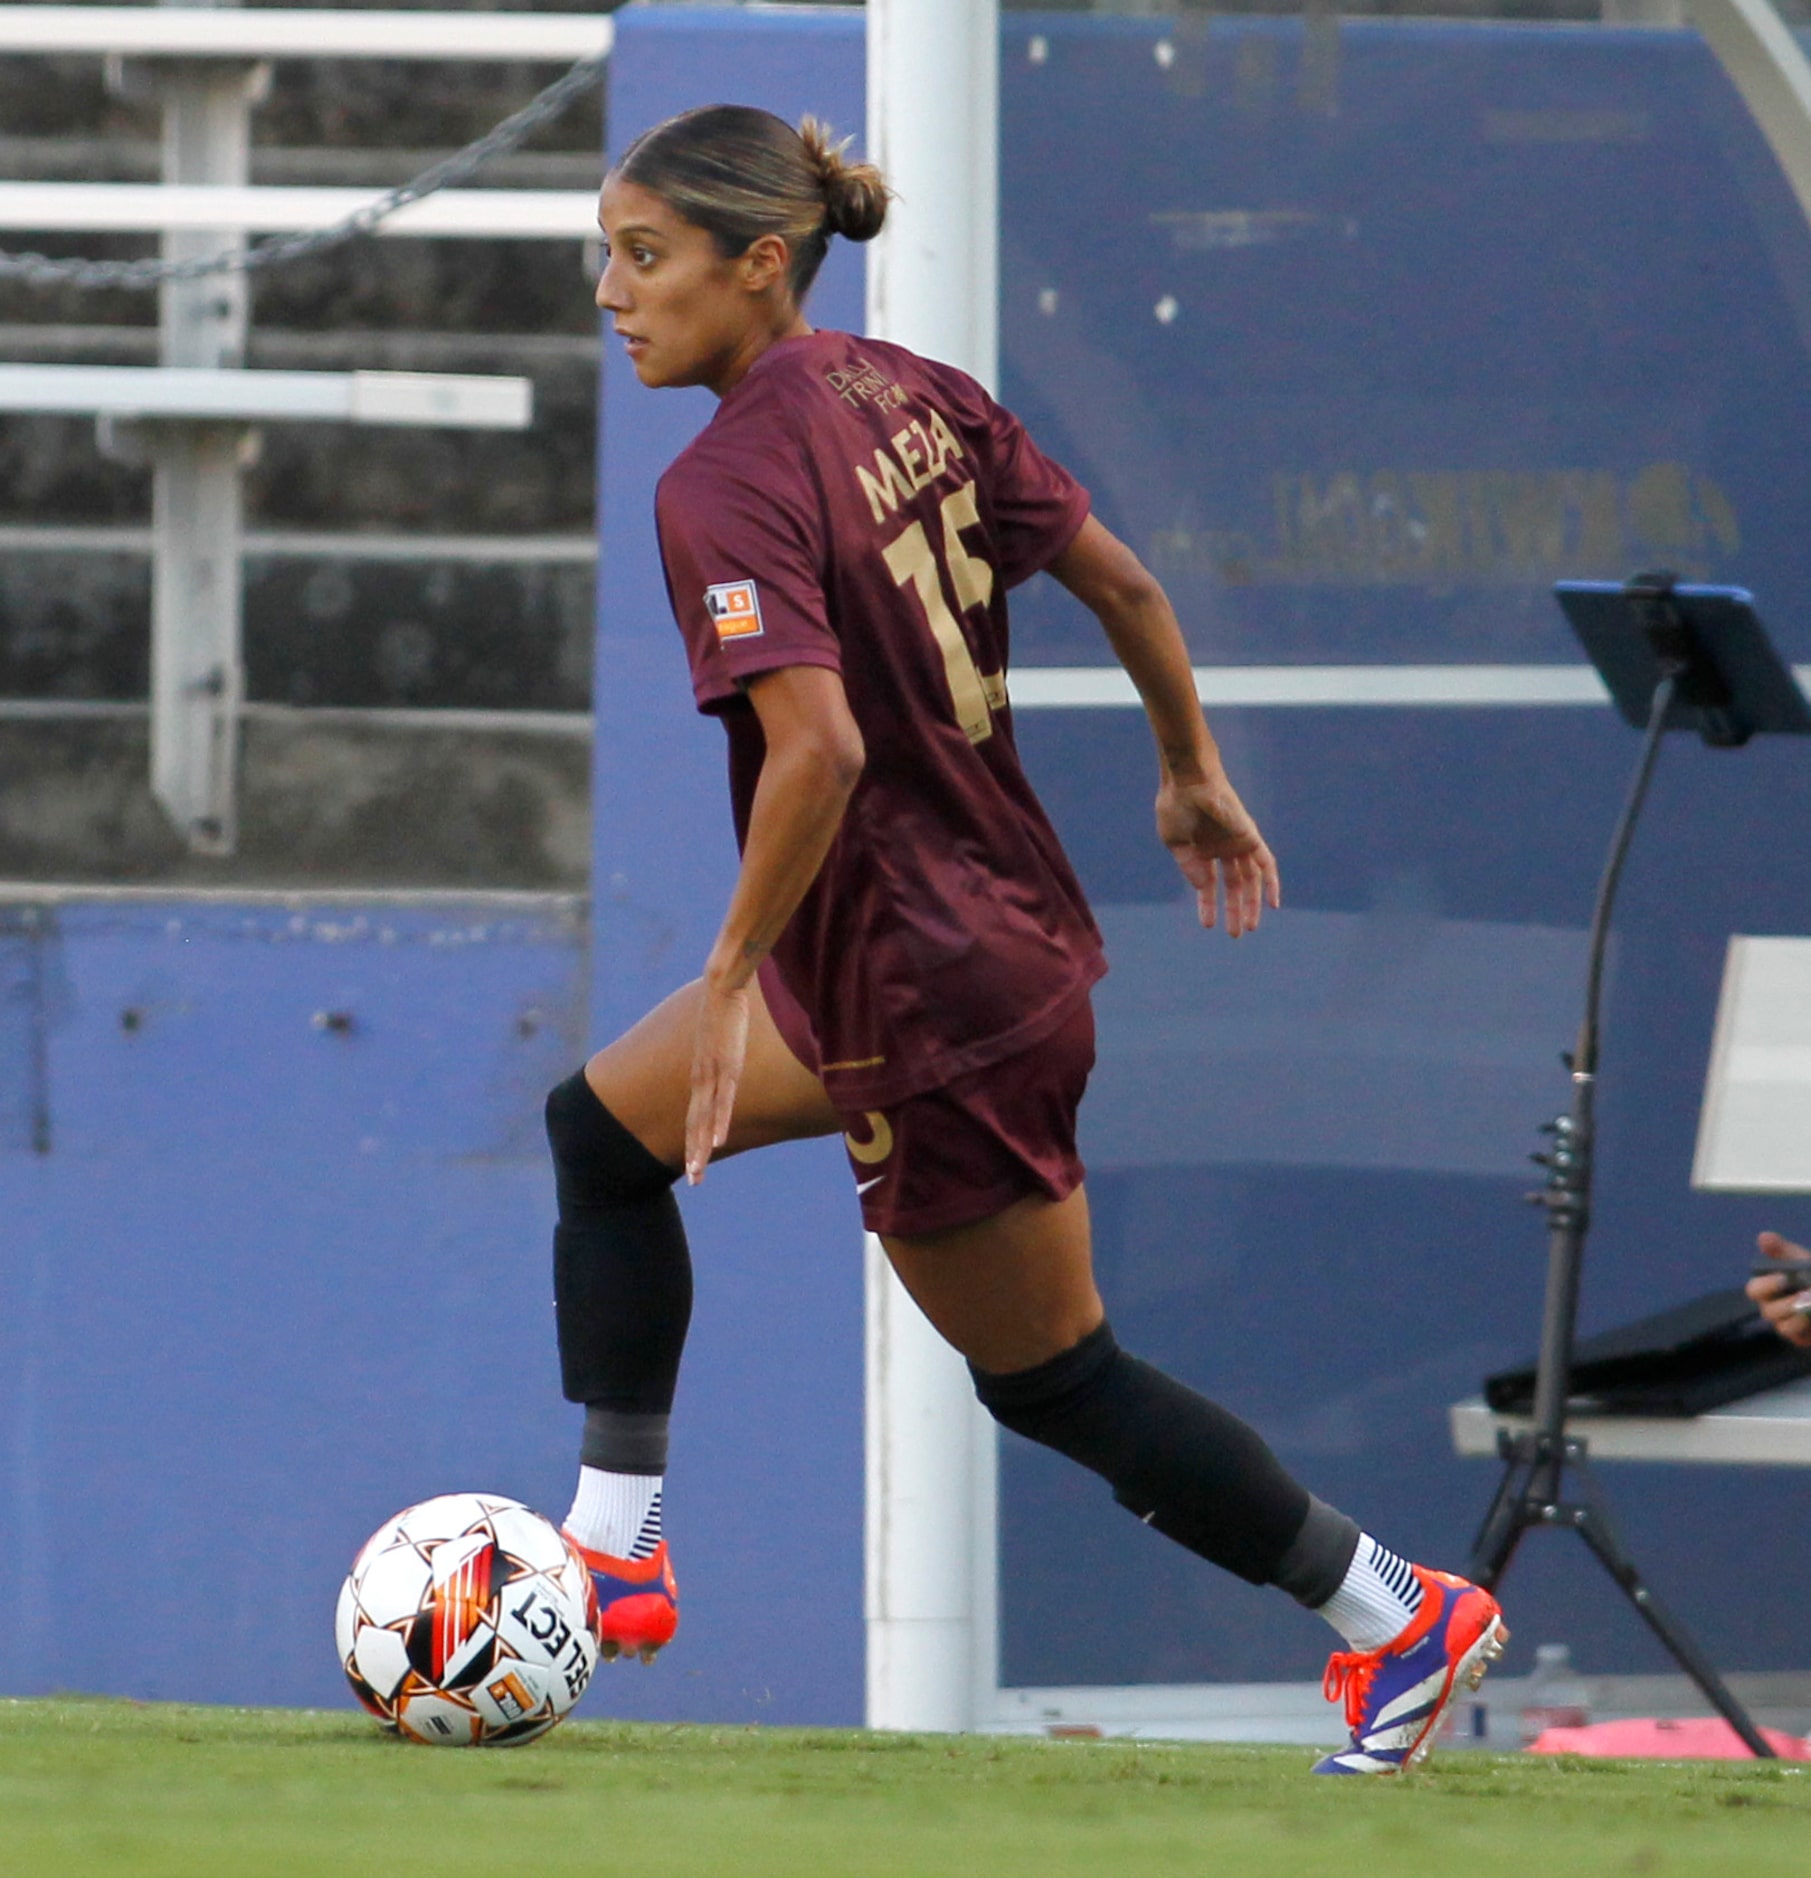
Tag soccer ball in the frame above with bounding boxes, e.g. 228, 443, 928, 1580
336, 1492, 600, 1746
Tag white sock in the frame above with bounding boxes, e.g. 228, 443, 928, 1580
1317, 1533, 1425, 1652
564, 1467, 663, 1561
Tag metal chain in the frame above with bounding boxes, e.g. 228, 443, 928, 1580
0, 51, 606, 289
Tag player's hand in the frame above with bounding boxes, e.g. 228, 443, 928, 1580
1155, 771, 1281, 937
1746, 1231, 1811, 1349
684, 978, 750, 1185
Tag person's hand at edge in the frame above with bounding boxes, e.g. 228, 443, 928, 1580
1746, 1230, 1811, 1349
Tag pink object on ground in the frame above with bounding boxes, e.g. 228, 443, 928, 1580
1528, 1717, 1811, 1760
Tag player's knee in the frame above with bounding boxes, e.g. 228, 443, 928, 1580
545, 1069, 679, 1212
969, 1319, 1122, 1441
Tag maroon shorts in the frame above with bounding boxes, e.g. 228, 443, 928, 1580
836, 994, 1096, 1238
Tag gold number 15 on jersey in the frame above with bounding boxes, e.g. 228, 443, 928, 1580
882, 483, 1007, 744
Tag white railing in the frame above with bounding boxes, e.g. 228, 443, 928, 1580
0, 7, 615, 63
0, 183, 597, 241
0, 9, 611, 854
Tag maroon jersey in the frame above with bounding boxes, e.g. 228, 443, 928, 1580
655, 329, 1105, 1106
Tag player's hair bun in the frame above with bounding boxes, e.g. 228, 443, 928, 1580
800, 116, 890, 243
617, 105, 886, 301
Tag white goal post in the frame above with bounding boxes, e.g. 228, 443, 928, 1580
862, 0, 1002, 1737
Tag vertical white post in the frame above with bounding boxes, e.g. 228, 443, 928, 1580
150, 415, 247, 852
146, 15, 265, 854
862, 0, 1000, 1736
865, 0, 998, 388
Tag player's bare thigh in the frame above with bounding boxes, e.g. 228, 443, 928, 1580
583, 975, 841, 1170
882, 1186, 1106, 1375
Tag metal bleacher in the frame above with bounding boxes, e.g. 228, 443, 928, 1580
0, 8, 610, 855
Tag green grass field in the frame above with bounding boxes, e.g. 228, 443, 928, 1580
5, 1699, 1809, 1876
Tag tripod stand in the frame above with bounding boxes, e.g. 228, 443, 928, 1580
1467, 572, 1811, 1759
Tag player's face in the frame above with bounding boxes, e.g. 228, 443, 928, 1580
596, 177, 784, 394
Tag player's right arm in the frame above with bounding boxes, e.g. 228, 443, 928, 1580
1049, 513, 1280, 937
653, 441, 858, 1179
685, 664, 864, 1183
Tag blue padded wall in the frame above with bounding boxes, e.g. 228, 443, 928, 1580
590, 7, 868, 1725
995, 15, 1811, 1687
0, 6, 874, 1733
0, 896, 587, 1706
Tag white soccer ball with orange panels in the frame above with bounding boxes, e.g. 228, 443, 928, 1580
336, 1492, 600, 1746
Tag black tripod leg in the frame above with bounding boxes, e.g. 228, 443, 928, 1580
1467, 1457, 1533, 1592
1568, 1477, 1775, 1759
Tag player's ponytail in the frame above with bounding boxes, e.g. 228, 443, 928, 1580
799, 116, 890, 245
614, 104, 890, 302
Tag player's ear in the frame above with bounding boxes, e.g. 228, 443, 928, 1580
739, 232, 792, 297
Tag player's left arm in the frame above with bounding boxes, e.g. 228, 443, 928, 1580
1048, 513, 1280, 936
685, 662, 865, 1183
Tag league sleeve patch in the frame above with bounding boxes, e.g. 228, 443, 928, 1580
704, 579, 764, 642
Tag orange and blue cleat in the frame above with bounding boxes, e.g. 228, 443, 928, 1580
1313, 1567, 1507, 1774
564, 1534, 679, 1664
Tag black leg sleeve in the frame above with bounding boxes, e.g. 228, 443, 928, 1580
971, 1321, 1356, 1594
546, 1071, 692, 1457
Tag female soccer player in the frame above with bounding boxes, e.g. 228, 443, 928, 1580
546, 104, 1505, 1774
